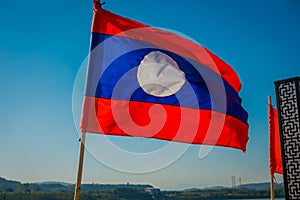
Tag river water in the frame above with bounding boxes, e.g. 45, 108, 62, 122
231, 199, 284, 200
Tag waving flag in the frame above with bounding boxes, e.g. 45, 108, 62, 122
80, 1, 249, 151
269, 104, 283, 174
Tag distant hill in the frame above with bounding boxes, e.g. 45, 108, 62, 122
34, 181, 72, 187
240, 182, 284, 190
183, 182, 284, 192
0, 177, 152, 193
0, 177, 20, 192
81, 183, 153, 192
0, 177, 285, 199
0, 176, 283, 193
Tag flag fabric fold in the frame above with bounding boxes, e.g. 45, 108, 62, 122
80, 1, 249, 151
269, 103, 283, 174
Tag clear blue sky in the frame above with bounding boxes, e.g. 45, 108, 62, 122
0, 0, 299, 190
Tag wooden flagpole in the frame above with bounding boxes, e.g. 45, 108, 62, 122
74, 132, 86, 200
270, 173, 275, 200
268, 96, 275, 200
73, 2, 102, 200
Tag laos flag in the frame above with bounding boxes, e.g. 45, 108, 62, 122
80, 1, 249, 152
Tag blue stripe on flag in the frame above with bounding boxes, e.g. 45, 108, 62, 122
86, 33, 248, 123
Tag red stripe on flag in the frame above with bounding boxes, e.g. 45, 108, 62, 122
81, 96, 249, 152
91, 7, 242, 93
269, 104, 283, 175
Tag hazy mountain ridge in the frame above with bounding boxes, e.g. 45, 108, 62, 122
0, 177, 20, 192
184, 182, 284, 191
0, 177, 283, 193
240, 182, 284, 190
0, 177, 153, 192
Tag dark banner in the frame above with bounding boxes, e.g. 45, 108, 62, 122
275, 77, 300, 200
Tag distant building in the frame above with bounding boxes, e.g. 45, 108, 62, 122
145, 188, 161, 196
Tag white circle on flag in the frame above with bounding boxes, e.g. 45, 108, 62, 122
137, 51, 186, 97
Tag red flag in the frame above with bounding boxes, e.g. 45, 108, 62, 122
269, 104, 283, 174
81, 1, 249, 151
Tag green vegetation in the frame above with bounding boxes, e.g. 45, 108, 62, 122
0, 188, 284, 200
0, 191, 73, 200
0, 177, 285, 199
165, 188, 284, 199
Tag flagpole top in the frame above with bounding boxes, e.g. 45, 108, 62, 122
93, 0, 105, 8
